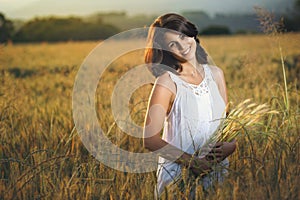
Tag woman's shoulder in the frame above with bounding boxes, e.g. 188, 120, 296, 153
154, 72, 176, 94
206, 64, 225, 81
156, 71, 174, 84
206, 64, 224, 74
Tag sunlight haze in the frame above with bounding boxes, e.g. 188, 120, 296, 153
0, 0, 294, 19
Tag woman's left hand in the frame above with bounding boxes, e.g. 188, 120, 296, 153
206, 140, 236, 163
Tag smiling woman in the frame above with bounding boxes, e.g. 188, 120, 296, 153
143, 13, 236, 198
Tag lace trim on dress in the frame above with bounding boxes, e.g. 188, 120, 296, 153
182, 79, 209, 96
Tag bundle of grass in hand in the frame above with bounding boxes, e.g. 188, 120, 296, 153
168, 99, 278, 196
211, 98, 278, 143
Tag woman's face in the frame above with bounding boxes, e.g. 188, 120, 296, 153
163, 31, 197, 62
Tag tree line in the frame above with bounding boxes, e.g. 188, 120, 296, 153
0, 14, 120, 43
0, 0, 299, 44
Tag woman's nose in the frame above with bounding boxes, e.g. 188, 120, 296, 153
176, 42, 184, 50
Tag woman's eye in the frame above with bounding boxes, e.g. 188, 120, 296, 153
168, 42, 175, 48
179, 34, 185, 40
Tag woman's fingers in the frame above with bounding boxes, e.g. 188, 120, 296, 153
209, 142, 223, 148
197, 141, 236, 167
210, 146, 223, 153
201, 141, 236, 164
206, 145, 225, 161
206, 152, 223, 159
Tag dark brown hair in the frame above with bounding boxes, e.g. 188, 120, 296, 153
145, 13, 208, 77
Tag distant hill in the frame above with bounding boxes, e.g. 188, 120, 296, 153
85, 11, 268, 33
183, 11, 261, 33
7, 7, 298, 42
85, 12, 156, 31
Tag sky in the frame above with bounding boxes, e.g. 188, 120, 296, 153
0, 0, 295, 19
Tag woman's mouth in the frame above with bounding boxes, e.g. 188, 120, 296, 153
181, 46, 191, 56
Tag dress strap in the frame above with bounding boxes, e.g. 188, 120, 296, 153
202, 64, 214, 84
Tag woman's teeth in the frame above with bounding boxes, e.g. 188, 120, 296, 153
182, 47, 191, 55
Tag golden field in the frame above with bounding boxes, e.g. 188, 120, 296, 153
0, 33, 299, 199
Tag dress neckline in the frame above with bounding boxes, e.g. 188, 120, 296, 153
176, 64, 207, 87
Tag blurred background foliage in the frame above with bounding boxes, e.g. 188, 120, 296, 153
0, 0, 299, 43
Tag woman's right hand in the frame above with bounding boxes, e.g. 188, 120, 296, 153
189, 141, 236, 176
206, 140, 236, 162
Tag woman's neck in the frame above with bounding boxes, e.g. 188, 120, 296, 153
179, 60, 204, 79
181, 59, 199, 73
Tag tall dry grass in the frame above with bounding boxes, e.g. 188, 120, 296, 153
0, 26, 299, 199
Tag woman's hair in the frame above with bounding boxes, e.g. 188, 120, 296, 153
145, 13, 208, 77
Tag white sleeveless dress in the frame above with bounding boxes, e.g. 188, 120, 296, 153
156, 64, 229, 196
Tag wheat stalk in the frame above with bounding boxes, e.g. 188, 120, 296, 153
211, 99, 278, 142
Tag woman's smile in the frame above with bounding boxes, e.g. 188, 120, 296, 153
181, 46, 191, 56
